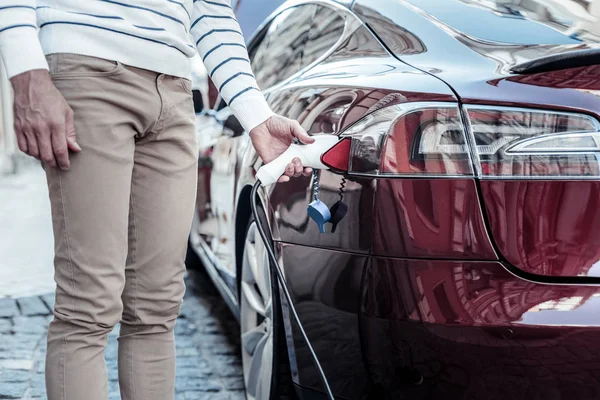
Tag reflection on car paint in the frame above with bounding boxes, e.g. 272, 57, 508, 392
362, 259, 600, 399
279, 243, 370, 399
482, 180, 600, 277
373, 179, 496, 259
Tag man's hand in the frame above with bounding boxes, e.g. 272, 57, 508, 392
11, 70, 81, 170
249, 115, 315, 183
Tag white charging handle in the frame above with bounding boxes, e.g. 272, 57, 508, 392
255, 135, 340, 186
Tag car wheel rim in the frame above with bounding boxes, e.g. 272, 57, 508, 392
241, 221, 274, 400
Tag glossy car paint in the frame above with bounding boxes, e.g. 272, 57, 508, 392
372, 178, 496, 259
189, 0, 600, 399
354, 0, 600, 279
362, 259, 600, 399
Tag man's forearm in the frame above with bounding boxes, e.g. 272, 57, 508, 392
0, 2, 48, 78
191, 0, 274, 133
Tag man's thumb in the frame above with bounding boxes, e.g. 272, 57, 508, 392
67, 136, 82, 152
292, 121, 315, 144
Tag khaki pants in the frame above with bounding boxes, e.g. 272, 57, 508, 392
44, 54, 197, 400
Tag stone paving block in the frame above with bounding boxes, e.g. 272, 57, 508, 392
12, 316, 48, 334
221, 377, 245, 391
107, 366, 119, 382
104, 345, 118, 361
25, 385, 46, 399
0, 350, 35, 361
0, 359, 34, 371
177, 367, 213, 381
108, 379, 120, 393
16, 297, 51, 317
215, 364, 244, 378
0, 369, 31, 382
0, 298, 18, 318
177, 347, 201, 357
40, 293, 55, 312
29, 373, 45, 388
183, 391, 244, 400
175, 319, 198, 336
176, 378, 222, 392
0, 318, 12, 333
0, 382, 28, 399
177, 356, 209, 368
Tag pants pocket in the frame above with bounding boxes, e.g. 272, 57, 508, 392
47, 53, 124, 79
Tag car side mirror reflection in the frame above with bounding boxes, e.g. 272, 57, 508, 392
192, 90, 204, 114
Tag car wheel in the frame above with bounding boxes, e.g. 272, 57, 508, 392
240, 218, 295, 400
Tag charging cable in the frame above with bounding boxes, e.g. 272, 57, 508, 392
250, 181, 335, 400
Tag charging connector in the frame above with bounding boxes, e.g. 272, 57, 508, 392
250, 181, 335, 400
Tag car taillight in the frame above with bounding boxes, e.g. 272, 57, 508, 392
464, 106, 600, 178
322, 102, 474, 177
321, 102, 600, 179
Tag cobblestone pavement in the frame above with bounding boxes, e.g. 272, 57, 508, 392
0, 275, 246, 400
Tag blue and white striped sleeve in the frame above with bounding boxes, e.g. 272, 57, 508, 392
0, 1, 48, 78
191, 0, 274, 133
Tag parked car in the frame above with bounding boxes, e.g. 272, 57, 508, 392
187, 0, 600, 399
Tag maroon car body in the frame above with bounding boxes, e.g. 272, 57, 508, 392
188, 1, 600, 398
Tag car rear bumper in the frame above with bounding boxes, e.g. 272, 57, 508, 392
280, 244, 600, 399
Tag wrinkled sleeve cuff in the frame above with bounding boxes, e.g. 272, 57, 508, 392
229, 92, 275, 133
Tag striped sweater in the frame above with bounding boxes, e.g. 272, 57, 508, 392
0, 0, 274, 132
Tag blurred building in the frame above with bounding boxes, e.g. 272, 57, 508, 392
460, 0, 600, 40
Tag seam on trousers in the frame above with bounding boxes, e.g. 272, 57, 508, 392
130, 334, 136, 400
58, 170, 75, 399
129, 188, 138, 400
129, 188, 139, 322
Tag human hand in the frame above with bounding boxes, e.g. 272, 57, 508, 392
249, 115, 315, 183
11, 70, 81, 169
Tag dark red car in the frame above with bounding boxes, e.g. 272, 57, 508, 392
187, 0, 600, 399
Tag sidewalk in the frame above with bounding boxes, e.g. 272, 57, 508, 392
0, 162, 55, 297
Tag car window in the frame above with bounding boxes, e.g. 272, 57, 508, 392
303, 6, 346, 68
249, 5, 318, 89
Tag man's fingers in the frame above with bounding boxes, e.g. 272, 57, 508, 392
23, 131, 39, 159
51, 125, 70, 170
290, 121, 315, 144
67, 137, 82, 152
292, 158, 303, 177
65, 109, 81, 152
278, 175, 291, 183
15, 132, 28, 153
36, 128, 56, 168
302, 167, 313, 176
284, 162, 295, 177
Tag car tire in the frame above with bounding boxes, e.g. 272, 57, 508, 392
240, 216, 296, 400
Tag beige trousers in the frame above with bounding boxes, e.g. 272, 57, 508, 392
44, 54, 197, 400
